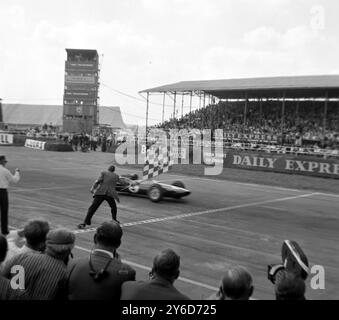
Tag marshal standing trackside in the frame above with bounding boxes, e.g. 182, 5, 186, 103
0, 155, 20, 235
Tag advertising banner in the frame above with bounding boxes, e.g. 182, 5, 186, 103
222, 149, 339, 179
24, 139, 46, 150
203, 151, 225, 164
223, 132, 279, 143
0, 134, 14, 145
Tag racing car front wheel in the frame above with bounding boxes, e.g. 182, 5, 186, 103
148, 184, 163, 202
172, 181, 186, 189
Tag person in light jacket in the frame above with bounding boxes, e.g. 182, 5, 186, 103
0, 156, 20, 235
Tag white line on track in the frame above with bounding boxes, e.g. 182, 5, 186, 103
11, 185, 84, 193
234, 182, 303, 193
316, 192, 339, 199
74, 245, 218, 292
162, 172, 339, 197
74, 192, 319, 234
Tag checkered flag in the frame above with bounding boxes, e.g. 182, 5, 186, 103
142, 145, 173, 180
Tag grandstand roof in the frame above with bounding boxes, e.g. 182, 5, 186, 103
2, 104, 126, 128
140, 75, 339, 99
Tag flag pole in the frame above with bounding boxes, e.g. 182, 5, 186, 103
145, 92, 149, 150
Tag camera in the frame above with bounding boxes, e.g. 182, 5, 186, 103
267, 264, 285, 284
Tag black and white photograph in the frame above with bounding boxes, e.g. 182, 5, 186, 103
0, 0, 338, 311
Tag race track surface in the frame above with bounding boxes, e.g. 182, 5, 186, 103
3, 147, 339, 300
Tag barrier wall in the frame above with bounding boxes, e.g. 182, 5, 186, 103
91, 141, 339, 179
221, 149, 339, 179
0, 134, 14, 145
25, 139, 46, 150
161, 145, 339, 179
0, 135, 73, 152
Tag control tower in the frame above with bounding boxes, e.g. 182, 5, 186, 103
63, 49, 99, 133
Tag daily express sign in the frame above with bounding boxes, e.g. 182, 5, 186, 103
225, 151, 339, 178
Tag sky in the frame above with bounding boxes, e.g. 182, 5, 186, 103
0, 0, 338, 126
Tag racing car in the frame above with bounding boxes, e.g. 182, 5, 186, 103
116, 174, 191, 202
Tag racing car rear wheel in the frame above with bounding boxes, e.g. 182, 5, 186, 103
148, 184, 163, 202
171, 181, 185, 189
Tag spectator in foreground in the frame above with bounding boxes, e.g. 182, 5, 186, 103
67, 221, 136, 300
3, 228, 75, 300
5, 220, 50, 263
207, 266, 254, 300
275, 270, 306, 300
0, 234, 26, 300
120, 248, 190, 300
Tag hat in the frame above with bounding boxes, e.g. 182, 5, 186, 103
46, 228, 75, 255
0, 156, 7, 162
281, 240, 309, 280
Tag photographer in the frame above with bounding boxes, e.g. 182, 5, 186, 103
274, 270, 306, 300
267, 240, 309, 300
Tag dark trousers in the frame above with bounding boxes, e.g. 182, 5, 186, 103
84, 195, 117, 225
0, 189, 9, 235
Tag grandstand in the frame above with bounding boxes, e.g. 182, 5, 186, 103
1, 104, 126, 131
140, 75, 339, 151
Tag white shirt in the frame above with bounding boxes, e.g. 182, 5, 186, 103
0, 231, 30, 270
0, 165, 20, 188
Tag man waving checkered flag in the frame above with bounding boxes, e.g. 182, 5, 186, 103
142, 145, 173, 180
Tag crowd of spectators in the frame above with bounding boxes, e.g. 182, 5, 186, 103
65, 132, 123, 152
155, 100, 339, 150
22, 125, 119, 153
25, 123, 59, 139
3, 123, 131, 154
0, 218, 309, 300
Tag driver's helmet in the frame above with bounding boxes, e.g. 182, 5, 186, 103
131, 174, 139, 180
